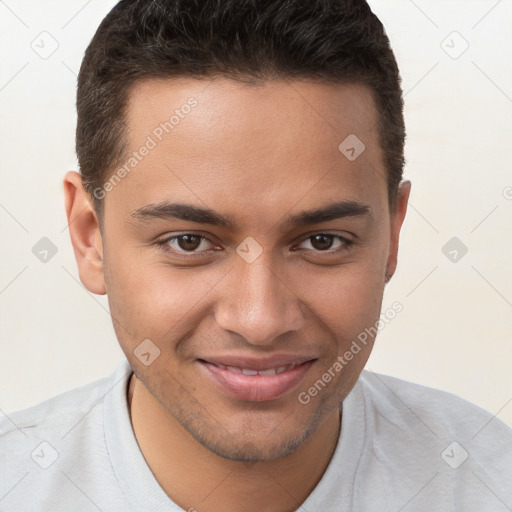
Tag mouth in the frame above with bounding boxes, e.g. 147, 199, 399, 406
197, 357, 317, 402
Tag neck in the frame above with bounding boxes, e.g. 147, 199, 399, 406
127, 373, 341, 512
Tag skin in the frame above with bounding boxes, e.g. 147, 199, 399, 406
64, 77, 410, 512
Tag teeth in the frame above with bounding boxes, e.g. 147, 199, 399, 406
258, 368, 279, 376
213, 362, 298, 375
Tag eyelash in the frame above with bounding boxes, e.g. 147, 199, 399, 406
156, 232, 354, 258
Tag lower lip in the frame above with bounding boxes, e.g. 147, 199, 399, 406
198, 360, 316, 402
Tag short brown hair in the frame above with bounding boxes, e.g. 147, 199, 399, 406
76, 0, 405, 224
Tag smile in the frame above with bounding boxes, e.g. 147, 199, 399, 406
211, 362, 297, 376
197, 359, 316, 402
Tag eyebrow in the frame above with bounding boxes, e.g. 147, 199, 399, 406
130, 200, 371, 229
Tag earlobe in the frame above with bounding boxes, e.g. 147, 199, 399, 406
63, 171, 106, 295
385, 180, 411, 284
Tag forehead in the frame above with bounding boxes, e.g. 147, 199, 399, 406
106, 77, 388, 225
126, 76, 379, 150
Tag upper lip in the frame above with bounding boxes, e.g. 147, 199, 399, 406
198, 354, 317, 371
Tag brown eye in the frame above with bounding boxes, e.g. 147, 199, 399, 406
297, 233, 352, 253
309, 234, 335, 251
176, 234, 202, 251
158, 233, 217, 255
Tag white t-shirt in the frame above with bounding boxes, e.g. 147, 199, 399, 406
1, 358, 511, 511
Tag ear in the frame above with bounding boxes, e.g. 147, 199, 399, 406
385, 180, 411, 284
63, 171, 106, 295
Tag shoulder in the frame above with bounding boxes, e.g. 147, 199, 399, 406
355, 369, 512, 440
353, 370, 512, 493
0, 360, 134, 509
0, 359, 132, 443
340, 371, 512, 508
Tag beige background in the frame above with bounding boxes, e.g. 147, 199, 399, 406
0, 0, 511, 428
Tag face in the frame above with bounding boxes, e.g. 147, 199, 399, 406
66, 77, 410, 462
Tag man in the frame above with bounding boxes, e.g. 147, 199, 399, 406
1, 0, 511, 510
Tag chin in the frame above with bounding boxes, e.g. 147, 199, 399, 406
187, 416, 318, 463
201, 436, 305, 463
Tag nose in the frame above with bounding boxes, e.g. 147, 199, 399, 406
214, 253, 306, 346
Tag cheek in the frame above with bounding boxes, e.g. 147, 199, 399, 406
104, 250, 226, 343
291, 247, 387, 346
